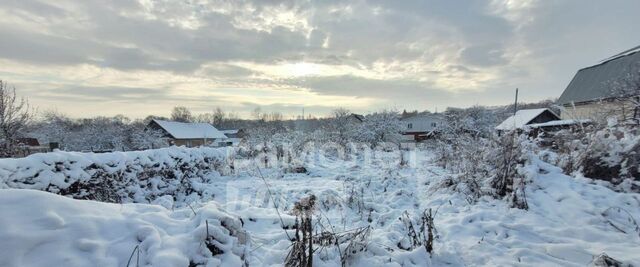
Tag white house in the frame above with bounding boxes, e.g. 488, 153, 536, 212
400, 114, 444, 142
148, 120, 229, 147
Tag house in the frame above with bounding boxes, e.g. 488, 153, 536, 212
148, 119, 228, 147
347, 113, 365, 123
557, 46, 640, 122
16, 138, 40, 147
5, 138, 51, 157
220, 129, 246, 146
400, 114, 444, 142
495, 108, 560, 134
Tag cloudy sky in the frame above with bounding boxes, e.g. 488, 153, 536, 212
1, 0, 639, 118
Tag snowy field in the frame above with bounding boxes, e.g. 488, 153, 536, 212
1, 146, 639, 266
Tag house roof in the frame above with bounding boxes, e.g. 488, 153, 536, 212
495, 108, 559, 131
349, 113, 365, 122
151, 120, 227, 139
557, 47, 640, 105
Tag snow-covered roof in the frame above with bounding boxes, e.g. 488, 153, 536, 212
526, 119, 591, 128
495, 108, 558, 131
152, 120, 227, 139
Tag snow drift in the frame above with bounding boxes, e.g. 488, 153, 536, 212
0, 147, 232, 204
0, 189, 249, 267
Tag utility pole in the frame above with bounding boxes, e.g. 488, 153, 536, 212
514, 88, 519, 116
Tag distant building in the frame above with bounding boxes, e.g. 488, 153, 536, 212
220, 129, 246, 146
557, 46, 640, 122
347, 113, 365, 123
148, 119, 228, 147
495, 108, 560, 134
16, 138, 40, 147
400, 114, 444, 142
7, 138, 51, 157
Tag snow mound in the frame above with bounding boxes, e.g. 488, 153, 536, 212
0, 189, 249, 267
425, 154, 640, 266
0, 146, 232, 204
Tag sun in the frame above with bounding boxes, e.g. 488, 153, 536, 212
285, 62, 321, 77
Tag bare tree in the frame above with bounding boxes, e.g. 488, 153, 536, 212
0, 81, 32, 156
609, 62, 640, 124
251, 106, 263, 121
170, 106, 193, 122
212, 107, 225, 126
330, 108, 354, 145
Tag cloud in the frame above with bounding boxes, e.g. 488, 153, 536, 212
0, 0, 638, 118
460, 44, 508, 67
36, 86, 171, 102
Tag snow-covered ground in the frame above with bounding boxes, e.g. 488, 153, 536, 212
0, 189, 248, 267
1, 147, 639, 266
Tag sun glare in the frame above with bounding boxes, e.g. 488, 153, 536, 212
285, 62, 320, 77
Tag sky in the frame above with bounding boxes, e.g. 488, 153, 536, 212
0, 0, 639, 119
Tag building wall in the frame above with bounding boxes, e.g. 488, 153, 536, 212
173, 139, 211, 147
529, 110, 560, 124
401, 116, 443, 133
561, 99, 637, 122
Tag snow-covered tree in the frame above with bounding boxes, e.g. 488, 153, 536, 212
128, 121, 167, 150
328, 108, 359, 146
28, 113, 167, 152
442, 106, 497, 138
0, 81, 32, 156
356, 110, 401, 146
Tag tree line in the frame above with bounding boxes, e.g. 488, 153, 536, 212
0, 79, 568, 157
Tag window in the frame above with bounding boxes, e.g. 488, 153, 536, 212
408, 123, 413, 129
431, 122, 437, 127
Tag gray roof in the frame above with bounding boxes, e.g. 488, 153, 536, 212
557, 48, 640, 105
349, 113, 365, 122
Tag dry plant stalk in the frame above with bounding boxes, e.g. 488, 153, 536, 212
285, 195, 316, 267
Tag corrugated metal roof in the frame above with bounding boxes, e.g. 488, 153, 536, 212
557, 49, 640, 105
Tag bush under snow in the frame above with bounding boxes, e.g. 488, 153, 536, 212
0, 146, 233, 204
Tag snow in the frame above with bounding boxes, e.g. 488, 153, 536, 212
231, 150, 639, 266
0, 146, 233, 204
1, 146, 639, 266
153, 120, 227, 140
0, 189, 249, 267
495, 108, 556, 131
